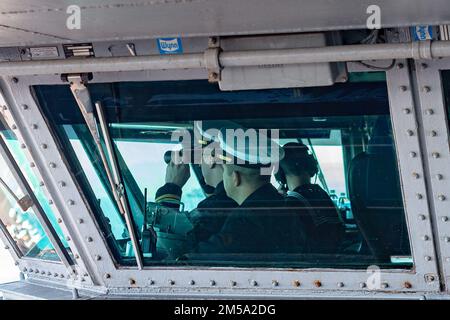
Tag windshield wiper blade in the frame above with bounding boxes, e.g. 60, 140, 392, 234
68, 74, 144, 269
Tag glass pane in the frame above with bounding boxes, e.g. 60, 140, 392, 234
0, 129, 72, 258
34, 76, 412, 269
0, 153, 59, 261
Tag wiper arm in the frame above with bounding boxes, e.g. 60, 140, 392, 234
68, 74, 144, 269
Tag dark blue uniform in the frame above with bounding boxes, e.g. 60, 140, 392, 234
195, 183, 308, 254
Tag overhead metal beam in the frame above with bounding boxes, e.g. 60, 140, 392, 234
1, 41, 450, 76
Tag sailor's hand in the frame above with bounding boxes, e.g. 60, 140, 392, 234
165, 161, 190, 188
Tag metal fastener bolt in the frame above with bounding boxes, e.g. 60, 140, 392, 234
189, 280, 195, 285
48, 199, 53, 205
418, 214, 426, 220
41, 271, 45, 275
66, 236, 71, 241
57, 218, 62, 223
438, 195, 446, 201
404, 282, 412, 289
409, 151, 417, 158
149, 280, 154, 285
430, 130, 437, 137
94, 255, 101, 261
74, 254, 79, 259
406, 130, 414, 136
20, 144, 26, 149
381, 283, 389, 289
86, 237, 93, 242
272, 280, 278, 287
337, 282, 344, 288
432, 152, 440, 159
425, 109, 434, 115
425, 255, 432, 261
60, 274, 64, 278
12, 77, 19, 83
53, 273, 58, 277
251, 280, 258, 287
397, 63, 404, 69
442, 216, 449, 222
59, 181, 66, 187
292, 280, 301, 287
4, 245, 9, 250
422, 86, 431, 93
11, 124, 17, 130
314, 280, 322, 288
30, 162, 35, 168
49, 162, 56, 168
29, 269, 33, 273
35, 269, 39, 273
23, 268, 27, 272
403, 108, 411, 114
168, 280, 175, 285
210, 280, 216, 286
421, 63, 428, 69
78, 218, 84, 224
436, 174, 443, 180
400, 86, 408, 92
41, 144, 48, 149
31, 124, 38, 129
39, 181, 44, 186
444, 237, 450, 243
422, 235, 429, 241
412, 172, 420, 179
416, 193, 423, 200
230, 280, 237, 287
14, 261, 19, 266
67, 199, 75, 205
129, 279, 136, 285
47, 272, 51, 276
22, 105, 28, 110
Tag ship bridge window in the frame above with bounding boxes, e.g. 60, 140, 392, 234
34, 76, 412, 269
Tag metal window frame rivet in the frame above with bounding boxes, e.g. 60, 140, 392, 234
381, 283, 389, 289
48, 199, 53, 205
129, 279, 136, 285
425, 255, 432, 261
29, 269, 33, 273
168, 280, 175, 286
292, 280, 301, 287
149, 280, 154, 285
41, 271, 45, 275
400, 86, 408, 92
406, 130, 414, 136
31, 124, 38, 130
20, 144, 26, 149
49, 162, 56, 168
22, 104, 28, 110
66, 236, 71, 241
30, 162, 35, 168
41, 144, 48, 149
397, 63, 404, 69
4, 245, 9, 250
104, 273, 111, 279
421, 63, 428, 69
59, 181, 66, 187
422, 235, 429, 241
39, 181, 44, 186
86, 236, 93, 242
60, 274, 64, 278
412, 172, 420, 179
436, 174, 443, 180
402, 108, 411, 114
314, 280, 322, 288
11, 77, 18, 83
14, 261, 19, 266
189, 280, 195, 285
210, 280, 216, 286
94, 255, 101, 261
57, 218, 62, 223
430, 130, 437, 137
11, 124, 17, 130
409, 151, 417, 158
35, 269, 39, 273
78, 218, 84, 224
419, 214, 426, 220
23, 268, 27, 272
67, 199, 75, 205
337, 282, 344, 288
47, 272, 51, 276
425, 109, 434, 115
53, 273, 58, 277
416, 194, 423, 200
444, 237, 450, 243
422, 86, 431, 93
230, 280, 237, 287
404, 282, 412, 289
2, 105, 7, 111
272, 280, 279, 287
438, 195, 446, 201
442, 216, 449, 222
432, 152, 440, 159
251, 280, 258, 287
74, 254, 80, 259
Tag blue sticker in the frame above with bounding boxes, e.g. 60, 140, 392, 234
411, 26, 433, 41
157, 38, 183, 54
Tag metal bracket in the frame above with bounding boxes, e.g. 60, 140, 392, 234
205, 37, 221, 83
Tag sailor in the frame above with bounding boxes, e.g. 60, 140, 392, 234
155, 131, 237, 249
275, 142, 345, 253
195, 128, 308, 254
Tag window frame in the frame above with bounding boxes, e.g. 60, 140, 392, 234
0, 61, 441, 296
